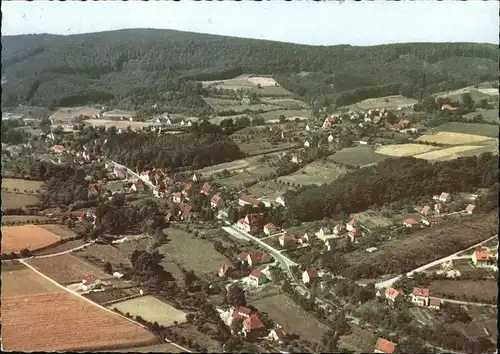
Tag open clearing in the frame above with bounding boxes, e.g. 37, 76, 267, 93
2, 292, 157, 352
1, 261, 63, 297
413, 145, 490, 161
432, 122, 499, 138
157, 228, 231, 277
84, 119, 156, 131
415, 132, 495, 145
1, 224, 62, 254
277, 159, 351, 186
347, 95, 417, 111
253, 294, 329, 342
375, 144, 440, 157
339, 326, 377, 353
26, 253, 113, 285
349, 211, 393, 229
328, 146, 390, 168
261, 109, 312, 122
102, 109, 135, 118
49, 106, 101, 122
1, 192, 39, 210
464, 109, 499, 124
248, 76, 278, 87
109, 295, 187, 326
2, 178, 43, 192
430, 280, 497, 303
201, 74, 292, 96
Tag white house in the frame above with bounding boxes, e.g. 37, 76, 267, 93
187, 121, 192, 127
180, 120, 186, 126
305, 124, 310, 131
411, 287, 430, 307
302, 268, 318, 284
192, 173, 198, 182
304, 140, 310, 148
327, 135, 334, 143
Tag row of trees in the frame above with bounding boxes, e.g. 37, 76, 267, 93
286, 153, 498, 222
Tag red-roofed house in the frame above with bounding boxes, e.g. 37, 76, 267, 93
429, 298, 441, 310
441, 104, 457, 111
238, 251, 266, 267
411, 287, 430, 307
236, 213, 263, 233
348, 229, 362, 242
52, 145, 65, 153
389, 123, 401, 130
267, 324, 286, 344
210, 193, 225, 209
88, 183, 101, 197
346, 219, 358, 232
421, 205, 431, 216
302, 268, 318, 284
131, 179, 145, 192
172, 192, 182, 204
403, 218, 418, 228
178, 205, 192, 221
438, 192, 451, 203
464, 204, 475, 215
182, 183, 192, 198
472, 250, 496, 268
82, 275, 102, 291
248, 269, 268, 286
279, 234, 296, 248
385, 288, 402, 307
263, 222, 279, 236
201, 182, 210, 196
218, 263, 232, 278
325, 238, 336, 252
239, 195, 260, 207
242, 314, 265, 336
359, 137, 371, 145
374, 338, 397, 354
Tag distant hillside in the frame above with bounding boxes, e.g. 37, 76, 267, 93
1, 29, 497, 114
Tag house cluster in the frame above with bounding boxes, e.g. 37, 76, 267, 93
380, 286, 441, 311
218, 306, 286, 343
471, 250, 498, 269
218, 251, 270, 288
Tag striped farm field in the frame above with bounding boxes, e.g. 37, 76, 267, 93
375, 144, 440, 157
415, 132, 494, 145
1, 292, 157, 352
1, 225, 61, 254
413, 145, 486, 161
26, 253, 113, 285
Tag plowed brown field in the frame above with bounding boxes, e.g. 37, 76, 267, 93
2, 292, 157, 352
1, 225, 61, 254
26, 253, 112, 284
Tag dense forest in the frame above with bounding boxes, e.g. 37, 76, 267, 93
103, 130, 245, 171
1, 120, 29, 145
2, 29, 497, 113
286, 153, 499, 222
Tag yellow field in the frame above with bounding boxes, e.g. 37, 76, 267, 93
414, 145, 484, 161
416, 132, 494, 145
375, 144, 440, 157
247, 76, 278, 87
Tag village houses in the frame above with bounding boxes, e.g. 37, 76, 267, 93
411, 287, 430, 307
248, 269, 268, 286
267, 324, 286, 344
279, 234, 296, 248
385, 287, 403, 307
210, 192, 225, 209
238, 194, 260, 208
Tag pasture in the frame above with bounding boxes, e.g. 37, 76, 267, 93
1, 192, 40, 210
157, 228, 231, 277
75, 243, 132, 267
260, 109, 312, 122
201, 74, 292, 96
253, 294, 329, 342
102, 109, 135, 118
1, 261, 63, 297
2, 178, 43, 192
328, 146, 390, 168
375, 144, 440, 157
49, 106, 101, 122
26, 253, 113, 285
349, 211, 393, 229
432, 122, 499, 138
413, 144, 496, 162
415, 132, 494, 145
347, 95, 417, 111
1, 292, 157, 352
1, 225, 62, 254
109, 295, 187, 326
435, 84, 498, 101
430, 280, 497, 303
277, 159, 351, 186
464, 108, 499, 124
203, 96, 281, 114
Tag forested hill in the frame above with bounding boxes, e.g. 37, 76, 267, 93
2, 29, 497, 113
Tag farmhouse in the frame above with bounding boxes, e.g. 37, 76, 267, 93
403, 218, 418, 228
302, 268, 318, 284
242, 314, 266, 337
279, 234, 296, 248
275, 196, 286, 207
201, 182, 210, 196
172, 192, 182, 203
236, 213, 264, 233
139, 170, 152, 184
131, 180, 145, 192
322, 116, 336, 129
411, 287, 430, 307
374, 338, 397, 354
385, 288, 403, 307
248, 269, 268, 286
65, 210, 87, 221
464, 204, 475, 215
263, 222, 279, 236
346, 219, 358, 232
267, 324, 286, 344
239, 252, 266, 267
328, 134, 334, 143
471, 250, 497, 268
359, 137, 371, 145
239, 195, 260, 207
348, 229, 362, 242
438, 192, 451, 203
210, 193, 225, 209
429, 298, 441, 310
421, 205, 431, 216
52, 144, 65, 153
218, 263, 232, 278
82, 275, 102, 292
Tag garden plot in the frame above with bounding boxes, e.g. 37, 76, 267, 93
109, 295, 187, 326
328, 146, 390, 168
375, 144, 440, 157
415, 132, 495, 145
339, 326, 378, 353
1, 192, 40, 210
